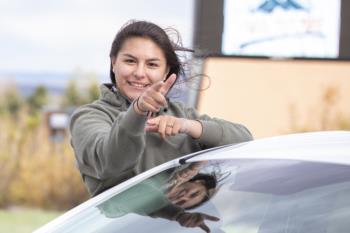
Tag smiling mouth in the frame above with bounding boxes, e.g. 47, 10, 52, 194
127, 81, 150, 89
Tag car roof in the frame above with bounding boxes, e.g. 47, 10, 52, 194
185, 131, 350, 165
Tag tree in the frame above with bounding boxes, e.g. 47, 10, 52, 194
27, 85, 48, 114
87, 80, 100, 103
62, 69, 101, 107
62, 80, 82, 107
3, 89, 23, 116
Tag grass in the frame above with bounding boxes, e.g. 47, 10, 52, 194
0, 207, 63, 233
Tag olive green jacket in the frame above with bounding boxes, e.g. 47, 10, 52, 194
69, 84, 253, 196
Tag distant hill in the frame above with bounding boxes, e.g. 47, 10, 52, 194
0, 72, 109, 96
0, 71, 188, 104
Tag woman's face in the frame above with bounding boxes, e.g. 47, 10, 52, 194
167, 180, 208, 209
112, 37, 169, 100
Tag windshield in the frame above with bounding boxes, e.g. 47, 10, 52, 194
52, 159, 350, 233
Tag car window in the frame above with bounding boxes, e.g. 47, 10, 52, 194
51, 159, 350, 233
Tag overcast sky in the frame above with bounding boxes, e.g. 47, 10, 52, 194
0, 0, 195, 76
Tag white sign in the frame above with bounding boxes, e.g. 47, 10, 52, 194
49, 113, 69, 129
222, 0, 341, 58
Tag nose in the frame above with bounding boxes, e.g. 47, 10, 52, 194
134, 63, 146, 79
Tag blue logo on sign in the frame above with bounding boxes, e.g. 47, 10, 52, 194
256, 0, 306, 13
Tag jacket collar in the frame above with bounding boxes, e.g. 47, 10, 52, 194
99, 83, 131, 108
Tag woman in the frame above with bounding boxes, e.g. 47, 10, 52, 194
69, 20, 253, 196
98, 162, 220, 233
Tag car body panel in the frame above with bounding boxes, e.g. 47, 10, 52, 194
187, 131, 350, 165
34, 131, 350, 233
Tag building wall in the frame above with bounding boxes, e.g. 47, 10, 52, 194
197, 57, 350, 138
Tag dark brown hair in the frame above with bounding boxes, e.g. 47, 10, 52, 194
109, 20, 193, 85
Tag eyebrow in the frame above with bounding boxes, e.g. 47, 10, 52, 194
121, 53, 161, 62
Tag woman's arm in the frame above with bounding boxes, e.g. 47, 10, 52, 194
145, 102, 253, 148
192, 112, 253, 148
70, 102, 147, 180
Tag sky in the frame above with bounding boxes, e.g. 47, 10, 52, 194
0, 0, 195, 76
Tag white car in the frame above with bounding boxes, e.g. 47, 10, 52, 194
34, 131, 350, 233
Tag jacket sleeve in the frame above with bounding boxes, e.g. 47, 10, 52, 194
70, 102, 147, 180
183, 106, 253, 149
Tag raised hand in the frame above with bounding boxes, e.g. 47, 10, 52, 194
174, 161, 207, 184
134, 74, 176, 115
176, 212, 220, 233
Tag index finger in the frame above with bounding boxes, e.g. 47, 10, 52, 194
160, 74, 176, 95
202, 214, 220, 222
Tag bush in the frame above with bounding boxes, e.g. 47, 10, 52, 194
0, 111, 89, 210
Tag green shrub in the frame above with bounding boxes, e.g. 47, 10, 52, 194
0, 112, 89, 210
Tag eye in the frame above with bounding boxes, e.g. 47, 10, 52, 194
124, 59, 135, 64
190, 191, 201, 198
148, 62, 160, 68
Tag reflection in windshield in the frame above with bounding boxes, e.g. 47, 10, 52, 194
98, 161, 223, 232
80, 159, 350, 233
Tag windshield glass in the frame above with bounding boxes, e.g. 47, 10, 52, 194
52, 159, 350, 233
